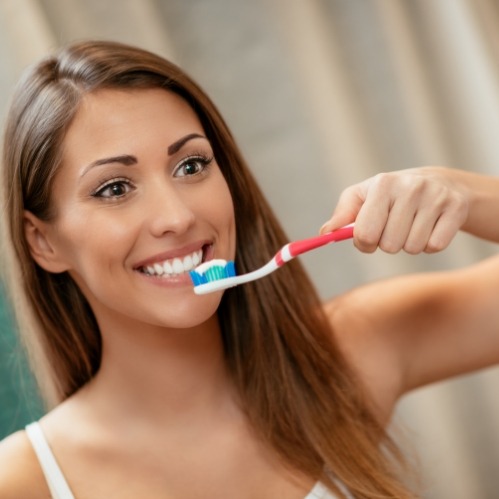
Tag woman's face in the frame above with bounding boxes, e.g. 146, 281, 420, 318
38, 87, 236, 330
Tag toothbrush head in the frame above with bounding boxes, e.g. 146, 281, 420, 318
189, 259, 236, 291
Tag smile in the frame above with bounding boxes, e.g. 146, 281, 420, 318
140, 249, 203, 277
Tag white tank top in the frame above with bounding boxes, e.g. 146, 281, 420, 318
26, 421, 343, 499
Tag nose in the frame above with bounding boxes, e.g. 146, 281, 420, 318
146, 181, 196, 237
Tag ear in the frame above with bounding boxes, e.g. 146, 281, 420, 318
23, 211, 70, 273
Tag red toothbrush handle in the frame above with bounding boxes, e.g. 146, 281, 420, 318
287, 225, 354, 257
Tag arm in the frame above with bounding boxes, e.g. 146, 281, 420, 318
322, 166, 499, 418
328, 258, 499, 410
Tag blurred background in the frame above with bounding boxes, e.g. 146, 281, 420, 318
1, 0, 499, 497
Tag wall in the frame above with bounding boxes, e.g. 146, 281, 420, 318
1, 1, 498, 497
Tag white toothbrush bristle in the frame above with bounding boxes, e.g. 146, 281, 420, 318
189, 259, 236, 287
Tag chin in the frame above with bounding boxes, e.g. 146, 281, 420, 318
147, 292, 223, 330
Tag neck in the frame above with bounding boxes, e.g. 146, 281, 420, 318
81, 312, 236, 425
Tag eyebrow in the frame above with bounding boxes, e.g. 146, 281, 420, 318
167, 133, 206, 155
81, 154, 137, 176
81, 133, 207, 177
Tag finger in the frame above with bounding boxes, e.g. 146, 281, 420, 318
374, 201, 417, 254
425, 192, 468, 253
319, 185, 365, 234
352, 183, 395, 253
425, 208, 466, 253
402, 190, 468, 254
401, 208, 440, 254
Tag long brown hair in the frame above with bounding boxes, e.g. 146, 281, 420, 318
1, 40, 415, 498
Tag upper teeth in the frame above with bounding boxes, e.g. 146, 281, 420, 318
144, 249, 202, 276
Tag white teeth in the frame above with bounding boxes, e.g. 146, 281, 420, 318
183, 255, 194, 271
192, 251, 201, 266
143, 249, 203, 277
153, 263, 165, 275
172, 258, 183, 273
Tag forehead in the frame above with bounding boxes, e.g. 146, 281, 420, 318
61, 87, 204, 166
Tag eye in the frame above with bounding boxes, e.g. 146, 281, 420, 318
174, 155, 213, 178
92, 179, 134, 199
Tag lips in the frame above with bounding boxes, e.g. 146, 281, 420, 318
134, 242, 213, 278
142, 249, 202, 276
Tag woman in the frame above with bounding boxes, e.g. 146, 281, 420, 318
0, 40, 498, 499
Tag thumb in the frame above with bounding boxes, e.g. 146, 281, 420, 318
319, 185, 365, 234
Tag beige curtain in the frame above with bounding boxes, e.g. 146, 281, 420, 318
1, 1, 498, 497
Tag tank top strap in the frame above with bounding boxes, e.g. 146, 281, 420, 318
305, 478, 353, 498
305, 481, 338, 498
25, 422, 75, 499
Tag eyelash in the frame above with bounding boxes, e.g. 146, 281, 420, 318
173, 152, 213, 178
91, 177, 132, 199
90, 153, 214, 199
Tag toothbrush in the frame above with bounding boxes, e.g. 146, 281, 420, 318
190, 224, 354, 295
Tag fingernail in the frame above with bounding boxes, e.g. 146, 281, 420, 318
319, 222, 331, 234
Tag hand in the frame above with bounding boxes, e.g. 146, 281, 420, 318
320, 167, 470, 254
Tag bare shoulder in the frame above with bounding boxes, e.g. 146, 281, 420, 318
0, 429, 49, 498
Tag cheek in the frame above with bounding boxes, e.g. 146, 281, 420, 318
52, 208, 135, 270
208, 180, 236, 248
